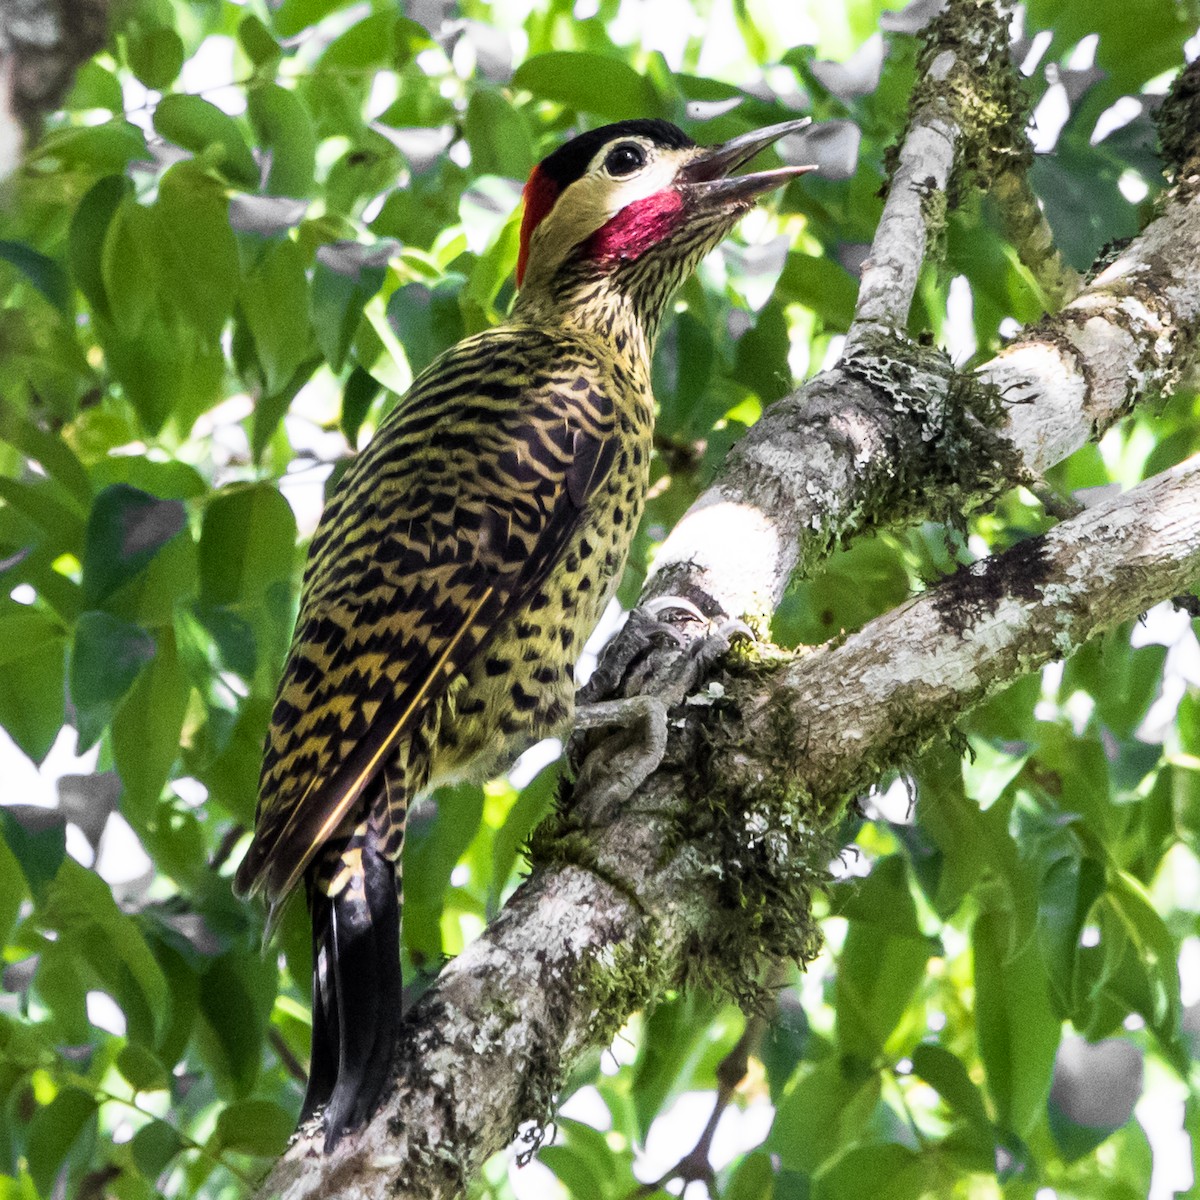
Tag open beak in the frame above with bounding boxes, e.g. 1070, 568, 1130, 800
681, 117, 816, 206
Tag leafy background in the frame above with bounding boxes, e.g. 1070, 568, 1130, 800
1, 0, 1199, 1197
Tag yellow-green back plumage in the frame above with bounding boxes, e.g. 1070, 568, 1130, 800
232, 115, 812, 1149
234, 323, 648, 912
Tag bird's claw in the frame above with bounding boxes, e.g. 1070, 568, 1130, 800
643, 594, 710, 627
569, 598, 756, 818
570, 695, 669, 822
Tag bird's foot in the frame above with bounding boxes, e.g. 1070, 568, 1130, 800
569, 598, 754, 822
579, 594, 753, 706
571, 694, 669, 822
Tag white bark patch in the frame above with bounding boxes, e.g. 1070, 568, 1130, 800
850, 113, 958, 341
646, 493, 785, 623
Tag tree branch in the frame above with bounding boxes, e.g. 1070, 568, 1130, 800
259, 460, 1200, 1200
990, 166, 1083, 309
744, 453, 1200, 801
644, 159, 1200, 631
253, 6, 1200, 1197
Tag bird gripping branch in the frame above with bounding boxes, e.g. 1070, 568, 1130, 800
233, 115, 813, 1149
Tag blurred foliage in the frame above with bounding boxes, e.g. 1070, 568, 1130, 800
0, 0, 1198, 1198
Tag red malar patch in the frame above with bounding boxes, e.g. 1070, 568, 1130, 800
517, 166, 560, 286
583, 189, 686, 268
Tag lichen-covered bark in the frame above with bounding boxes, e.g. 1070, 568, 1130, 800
748, 454, 1200, 803
252, 5, 1200, 1197
646, 180, 1200, 629
988, 195, 1200, 472
258, 457, 1200, 1200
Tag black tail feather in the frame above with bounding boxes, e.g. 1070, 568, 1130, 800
303, 843, 402, 1150
299, 888, 339, 1125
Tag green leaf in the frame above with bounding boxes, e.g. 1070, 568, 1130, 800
1025, 0, 1192, 106
0, 241, 71, 311
0, 416, 92, 511
464, 91, 534, 178
81, 484, 187, 607
273, 0, 343, 39
213, 1099, 295, 1156
835, 857, 935, 1062
724, 1150, 774, 1200
247, 84, 317, 196
0, 807, 65, 903
32, 121, 149, 172
32, 940, 89, 1041
70, 610, 156, 751
41, 860, 169, 1045
0, 474, 86, 551
770, 1057, 881, 1175
918, 749, 1035, 924
311, 244, 389, 371
198, 482, 296, 610
654, 307, 713, 439
237, 14, 281, 67
0, 610, 67, 762
26, 1086, 97, 1197
1036, 850, 1105, 1017
190, 602, 257, 678
153, 942, 201, 1069
69, 174, 131, 323
111, 624, 190, 825
153, 94, 259, 189
104, 317, 226, 437
386, 276, 468, 376
541, 1118, 640, 1197
0, 833, 26, 947
1060, 630, 1167, 739
1105, 870, 1182, 1041
910, 1043, 991, 1130
197, 951, 276, 1096
341, 363, 382, 447
773, 536, 912, 646
196, 695, 271, 824
90, 456, 207, 501
322, 12, 405, 69
126, 25, 185, 90
489, 765, 557, 913
67, 61, 124, 114
100, 194, 160, 336
116, 1042, 169, 1093
240, 238, 313, 394
513, 52, 666, 120
131, 1119, 183, 1180
814, 1144, 929, 1200
404, 783, 485, 965
252, 355, 322, 462
778, 251, 858, 331
760, 1000, 812, 1104
735, 300, 792, 403
973, 907, 1060, 1137
154, 163, 240, 344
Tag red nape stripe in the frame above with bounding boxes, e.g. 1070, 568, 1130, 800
517, 166, 560, 286
582, 189, 686, 269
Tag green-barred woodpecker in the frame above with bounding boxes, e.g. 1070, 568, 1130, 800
234, 116, 813, 1148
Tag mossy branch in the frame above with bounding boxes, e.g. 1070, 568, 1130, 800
254, 458, 1200, 1200
250, 14, 1200, 1200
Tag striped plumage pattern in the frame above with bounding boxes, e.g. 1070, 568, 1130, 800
240, 323, 652, 912
233, 115, 810, 1149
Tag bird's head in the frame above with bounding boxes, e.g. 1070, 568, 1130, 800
514, 117, 814, 329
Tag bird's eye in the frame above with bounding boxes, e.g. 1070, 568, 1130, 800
604, 142, 647, 177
